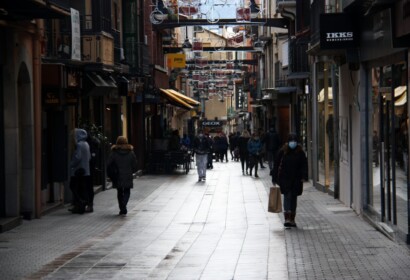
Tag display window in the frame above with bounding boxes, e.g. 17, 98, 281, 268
370, 63, 408, 235
315, 62, 336, 191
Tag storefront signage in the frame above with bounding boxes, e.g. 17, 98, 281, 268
166, 53, 186, 68
320, 13, 358, 49
43, 89, 61, 106
202, 120, 222, 127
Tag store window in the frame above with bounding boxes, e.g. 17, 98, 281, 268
370, 63, 408, 235
316, 62, 336, 191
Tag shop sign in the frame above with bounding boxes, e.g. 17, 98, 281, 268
166, 53, 186, 68
320, 13, 358, 49
43, 89, 61, 106
65, 90, 79, 105
202, 120, 222, 127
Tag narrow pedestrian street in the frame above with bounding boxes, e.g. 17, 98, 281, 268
1, 160, 410, 280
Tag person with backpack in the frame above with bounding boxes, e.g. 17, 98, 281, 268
106, 136, 138, 216
193, 130, 211, 182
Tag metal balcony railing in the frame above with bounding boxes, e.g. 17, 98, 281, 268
289, 36, 310, 74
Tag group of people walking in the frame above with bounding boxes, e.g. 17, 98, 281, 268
69, 126, 308, 228
193, 127, 308, 228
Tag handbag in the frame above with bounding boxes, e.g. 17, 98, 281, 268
268, 186, 282, 213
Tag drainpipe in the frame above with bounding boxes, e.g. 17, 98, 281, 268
33, 20, 42, 218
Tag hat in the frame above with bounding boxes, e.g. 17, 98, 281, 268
288, 133, 298, 142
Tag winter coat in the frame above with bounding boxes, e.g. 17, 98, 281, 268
70, 129, 91, 177
265, 130, 281, 154
271, 144, 308, 196
247, 138, 262, 156
107, 144, 138, 188
238, 136, 250, 156
193, 135, 211, 155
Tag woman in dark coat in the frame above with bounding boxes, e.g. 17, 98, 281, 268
271, 133, 308, 227
107, 136, 138, 216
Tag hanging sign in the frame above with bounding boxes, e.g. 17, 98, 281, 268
166, 53, 186, 68
320, 13, 358, 49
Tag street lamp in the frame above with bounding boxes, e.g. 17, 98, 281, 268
182, 26, 192, 53
253, 39, 264, 52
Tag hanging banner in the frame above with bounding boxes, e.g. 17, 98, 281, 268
71, 8, 81, 61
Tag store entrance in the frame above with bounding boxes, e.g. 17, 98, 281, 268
370, 64, 408, 236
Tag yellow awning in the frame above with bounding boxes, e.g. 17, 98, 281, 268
167, 89, 200, 106
159, 88, 193, 110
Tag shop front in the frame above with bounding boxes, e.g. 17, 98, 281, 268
360, 5, 410, 243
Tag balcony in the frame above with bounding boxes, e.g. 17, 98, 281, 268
288, 36, 310, 79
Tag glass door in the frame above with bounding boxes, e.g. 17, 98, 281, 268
370, 63, 408, 236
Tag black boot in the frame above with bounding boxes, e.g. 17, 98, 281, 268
284, 212, 292, 227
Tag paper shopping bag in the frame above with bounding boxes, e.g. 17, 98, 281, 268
268, 186, 282, 213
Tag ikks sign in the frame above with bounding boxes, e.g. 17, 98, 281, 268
320, 13, 358, 50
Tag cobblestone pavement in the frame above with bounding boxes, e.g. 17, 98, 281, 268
0, 160, 409, 280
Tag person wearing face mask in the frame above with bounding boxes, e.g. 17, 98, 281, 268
271, 133, 308, 227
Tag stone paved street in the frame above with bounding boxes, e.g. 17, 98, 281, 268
0, 160, 409, 279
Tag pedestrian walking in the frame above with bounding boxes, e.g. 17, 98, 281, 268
265, 126, 281, 171
258, 128, 266, 168
193, 130, 211, 182
106, 136, 138, 216
69, 128, 91, 214
206, 133, 214, 169
238, 130, 251, 175
271, 133, 308, 227
220, 132, 229, 162
247, 132, 262, 178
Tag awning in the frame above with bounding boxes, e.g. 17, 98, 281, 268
159, 89, 194, 110
166, 89, 200, 106
85, 72, 117, 96
395, 91, 407, 106
318, 87, 333, 103
394, 86, 406, 98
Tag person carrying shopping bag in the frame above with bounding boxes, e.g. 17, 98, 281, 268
107, 136, 138, 216
271, 133, 308, 227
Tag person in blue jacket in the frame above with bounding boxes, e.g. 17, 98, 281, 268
247, 132, 262, 178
